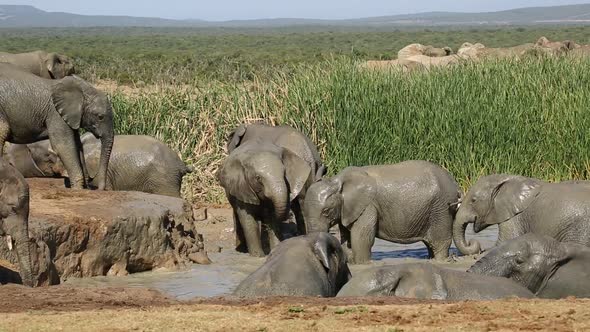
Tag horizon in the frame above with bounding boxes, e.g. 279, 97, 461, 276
1, 1, 590, 21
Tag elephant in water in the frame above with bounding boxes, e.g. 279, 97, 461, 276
0, 51, 75, 79
337, 263, 534, 300
454, 174, 590, 254
233, 232, 351, 297
218, 140, 314, 256
397, 43, 454, 60
468, 233, 590, 299
304, 160, 463, 264
0, 63, 114, 190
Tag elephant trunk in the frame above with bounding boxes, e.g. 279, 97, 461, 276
95, 130, 114, 190
269, 182, 290, 222
5, 215, 35, 287
453, 207, 481, 255
305, 217, 330, 233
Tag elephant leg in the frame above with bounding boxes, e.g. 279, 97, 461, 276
0, 114, 10, 155
264, 219, 282, 253
234, 203, 264, 257
292, 197, 306, 236
339, 224, 353, 258
350, 205, 378, 264
74, 132, 88, 188
48, 124, 84, 189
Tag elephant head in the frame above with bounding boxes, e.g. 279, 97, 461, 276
218, 141, 311, 221
4, 141, 65, 178
453, 174, 541, 255
468, 233, 570, 295
0, 159, 35, 287
51, 76, 114, 190
44, 52, 76, 79
304, 167, 376, 233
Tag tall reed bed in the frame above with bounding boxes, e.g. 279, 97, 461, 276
111, 57, 590, 203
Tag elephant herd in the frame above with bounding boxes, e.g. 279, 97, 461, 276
222, 124, 590, 300
0, 50, 193, 286
364, 36, 590, 71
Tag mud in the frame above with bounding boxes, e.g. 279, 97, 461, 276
0, 178, 210, 284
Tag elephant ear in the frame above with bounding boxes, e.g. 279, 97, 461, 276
282, 149, 311, 201
339, 167, 376, 228
313, 232, 338, 270
485, 177, 540, 225
44, 53, 59, 79
217, 153, 260, 205
226, 125, 247, 153
52, 77, 84, 130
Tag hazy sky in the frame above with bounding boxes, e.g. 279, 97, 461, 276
4, 0, 590, 21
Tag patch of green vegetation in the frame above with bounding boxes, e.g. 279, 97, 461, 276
288, 306, 305, 313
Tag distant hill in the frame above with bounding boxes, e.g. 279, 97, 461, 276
1, 4, 590, 28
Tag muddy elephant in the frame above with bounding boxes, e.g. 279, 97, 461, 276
227, 123, 326, 181
535, 36, 579, 54
0, 51, 75, 79
0, 63, 114, 190
0, 159, 35, 286
397, 43, 454, 60
218, 140, 314, 256
468, 233, 590, 299
304, 160, 462, 264
3, 140, 62, 178
337, 263, 534, 300
454, 175, 590, 254
233, 232, 351, 297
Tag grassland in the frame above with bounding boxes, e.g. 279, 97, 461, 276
2, 26, 590, 203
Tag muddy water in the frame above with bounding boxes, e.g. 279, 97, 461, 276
65, 225, 498, 300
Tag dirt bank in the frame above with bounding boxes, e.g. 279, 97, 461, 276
0, 179, 210, 284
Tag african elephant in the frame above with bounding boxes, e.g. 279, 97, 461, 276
0, 51, 75, 79
304, 160, 462, 264
227, 123, 326, 182
468, 233, 590, 299
337, 263, 534, 299
218, 140, 314, 256
535, 36, 579, 54
3, 141, 63, 178
454, 174, 590, 254
0, 159, 34, 286
233, 232, 351, 297
0, 63, 114, 190
397, 43, 454, 60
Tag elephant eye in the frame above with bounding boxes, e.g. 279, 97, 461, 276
321, 208, 330, 217
98, 114, 105, 121
515, 256, 525, 265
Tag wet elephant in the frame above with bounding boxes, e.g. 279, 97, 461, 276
233, 232, 351, 297
468, 233, 590, 299
304, 160, 462, 264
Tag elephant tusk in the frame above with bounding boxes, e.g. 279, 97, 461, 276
6, 235, 13, 251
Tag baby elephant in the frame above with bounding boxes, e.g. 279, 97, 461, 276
4, 134, 192, 197
337, 263, 534, 300
233, 232, 351, 297
468, 233, 590, 299
304, 160, 462, 263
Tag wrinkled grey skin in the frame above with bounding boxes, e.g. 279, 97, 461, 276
227, 123, 326, 182
0, 51, 75, 79
0, 63, 114, 190
468, 233, 590, 299
3, 141, 63, 178
304, 160, 461, 264
424, 46, 454, 57
0, 159, 34, 287
454, 174, 590, 254
337, 263, 534, 300
218, 140, 313, 256
233, 232, 351, 297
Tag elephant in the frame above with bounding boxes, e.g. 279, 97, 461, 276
226, 123, 326, 182
4, 135, 192, 197
468, 233, 590, 299
397, 43, 454, 60
0, 51, 75, 79
454, 174, 590, 254
303, 160, 463, 264
535, 36, 579, 54
233, 232, 351, 297
0, 63, 114, 190
336, 263, 534, 300
218, 140, 314, 256
0, 159, 34, 287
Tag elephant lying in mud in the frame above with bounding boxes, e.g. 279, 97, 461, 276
453, 174, 590, 253
304, 160, 463, 264
219, 140, 314, 256
233, 232, 351, 297
468, 233, 590, 299
0, 51, 75, 79
0, 63, 114, 190
4, 134, 191, 197
337, 263, 534, 300
398, 43, 454, 60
